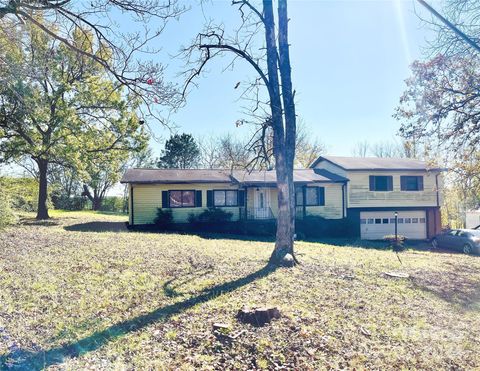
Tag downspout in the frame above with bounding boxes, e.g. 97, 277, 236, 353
302, 185, 306, 219
341, 181, 347, 218
131, 184, 134, 226
435, 173, 441, 235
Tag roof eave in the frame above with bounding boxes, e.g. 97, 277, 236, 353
121, 180, 233, 184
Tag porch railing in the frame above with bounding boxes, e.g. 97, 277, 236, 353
240, 207, 275, 220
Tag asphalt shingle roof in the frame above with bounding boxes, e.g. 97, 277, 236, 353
120, 169, 233, 184
312, 155, 443, 171
121, 168, 348, 184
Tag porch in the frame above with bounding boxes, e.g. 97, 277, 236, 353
238, 186, 306, 221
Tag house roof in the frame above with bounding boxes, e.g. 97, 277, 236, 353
121, 168, 348, 185
310, 155, 444, 171
231, 169, 347, 185
120, 168, 233, 184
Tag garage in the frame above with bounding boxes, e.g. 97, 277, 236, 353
360, 210, 427, 240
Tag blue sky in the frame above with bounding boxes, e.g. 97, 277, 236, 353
145, 0, 436, 156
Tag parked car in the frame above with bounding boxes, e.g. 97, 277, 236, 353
431, 229, 480, 255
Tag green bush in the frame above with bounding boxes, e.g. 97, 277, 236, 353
297, 216, 356, 238
384, 235, 407, 252
154, 209, 174, 229
0, 177, 49, 212
0, 193, 16, 229
51, 195, 87, 211
239, 220, 276, 237
99, 197, 124, 213
189, 208, 233, 224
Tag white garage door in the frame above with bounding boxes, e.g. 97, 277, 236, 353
360, 211, 427, 240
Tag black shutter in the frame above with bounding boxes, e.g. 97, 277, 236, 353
195, 190, 202, 207
387, 176, 393, 191
162, 191, 169, 208
369, 176, 375, 191
400, 176, 407, 191
318, 187, 325, 206
207, 190, 213, 207
418, 176, 424, 191
238, 190, 245, 206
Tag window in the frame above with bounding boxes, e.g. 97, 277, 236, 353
375, 218, 382, 224
398, 218, 404, 223
213, 190, 239, 207
369, 176, 393, 191
360, 219, 367, 224
390, 218, 396, 224
295, 187, 325, 206
420, 218, 426, 224
169, 190, 195, 208
306, 188, 318, 206
412, 218, 419, 223
400, 176, 424, 191
405, 218, 411, 224
382, 218, 389, 224
367, 218, 374, 224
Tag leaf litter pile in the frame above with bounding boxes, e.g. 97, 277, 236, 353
0, 211, 479, 370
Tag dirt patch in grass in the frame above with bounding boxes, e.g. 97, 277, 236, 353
1, 211, 479, 370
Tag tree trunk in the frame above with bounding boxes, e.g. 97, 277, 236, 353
278, 0, 297, 259
92, 197, 102, 211
36, 159, 50, 220
263, 0, 295, 264
82, 184, 103, 211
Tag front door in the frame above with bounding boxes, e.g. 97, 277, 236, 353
254, 188, 270, 219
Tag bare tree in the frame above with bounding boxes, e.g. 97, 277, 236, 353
371, 141, 403, 158
183, 0, 298, 265
416, 0, 480, 57
294, 121, 326, 168
351, 141, 370, 157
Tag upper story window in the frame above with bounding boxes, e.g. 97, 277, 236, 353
295, 187, 325, 206
369, 176, 393, 191
169, 190, 195, 208
214, 190, 238, 207
400, 176, 424, 191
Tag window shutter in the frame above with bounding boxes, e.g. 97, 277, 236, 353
238, 190, 245, 206
207, 190, 213, 207
318, 187, 325, 206
195, 190, 202, 207
162, 191, 169, 208
369, 176, 375, 191
418, 176, 424, 191
387, 176, 393, 191
400, 176, 407, 191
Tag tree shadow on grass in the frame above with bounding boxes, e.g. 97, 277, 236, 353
18, 218, 61, 227
0, 262, 278, 370
411, 269, 480, 311
64, 221, 128, 233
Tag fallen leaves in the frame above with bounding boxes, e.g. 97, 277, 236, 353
0, 211, 480, 369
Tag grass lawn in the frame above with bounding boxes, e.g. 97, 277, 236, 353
1, 211, 480, 370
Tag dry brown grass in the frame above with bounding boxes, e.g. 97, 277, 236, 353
1, 210, 479, 370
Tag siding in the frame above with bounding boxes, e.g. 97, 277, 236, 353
313, 160, 348, 178
305, 183, 344, 219
131, 183, 241, 225
347, 171, 441, 208
246, 184, 344, 219
131, 182, 346, 225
